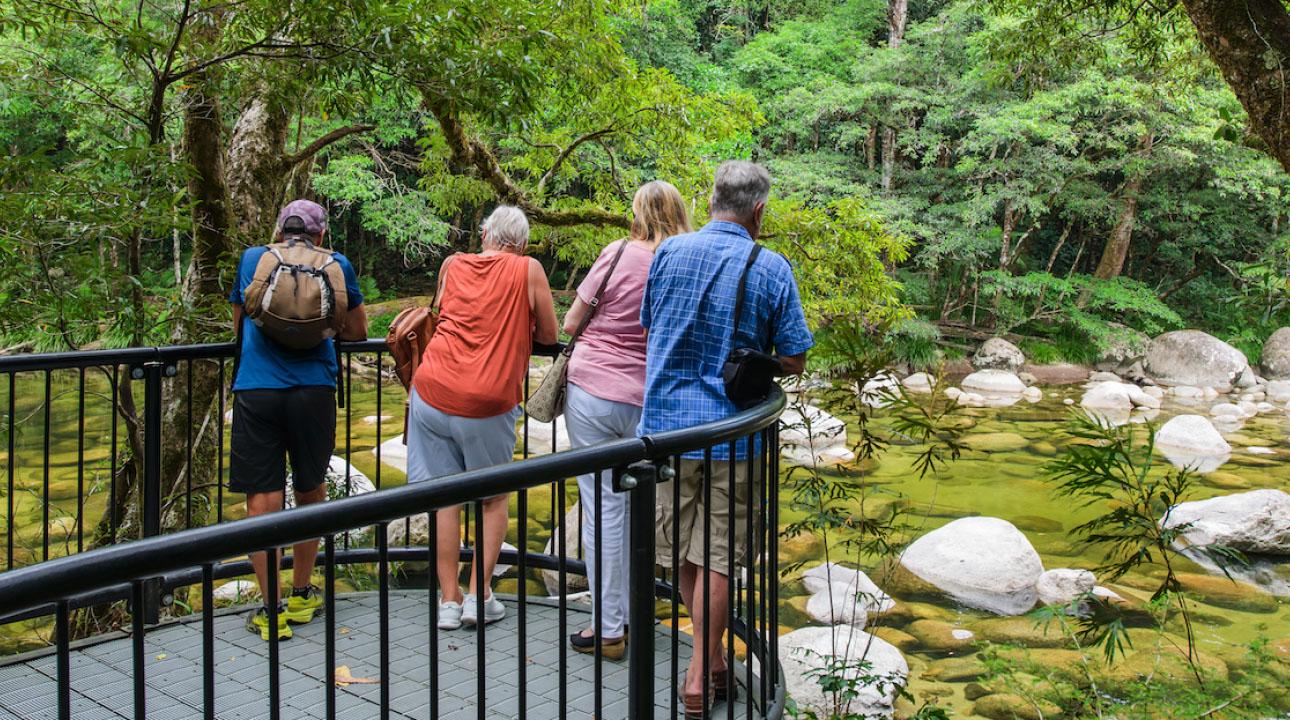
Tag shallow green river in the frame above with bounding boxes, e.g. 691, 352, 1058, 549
1, 368, 1286, 715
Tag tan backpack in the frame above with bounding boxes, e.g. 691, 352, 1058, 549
242, 240, 350, 350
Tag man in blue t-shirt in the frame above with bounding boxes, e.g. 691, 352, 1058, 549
228, 199, 366, 641
639, 161, 812, 713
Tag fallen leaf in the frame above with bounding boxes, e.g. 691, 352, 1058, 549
339, 627, 351, 635
334, 665, 379, 686
155, 653, 167, 661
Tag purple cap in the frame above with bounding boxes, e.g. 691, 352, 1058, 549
276, 199, 328, 235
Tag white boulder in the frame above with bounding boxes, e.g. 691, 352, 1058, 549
287, 456, 375, 507
1022, 386, 1043, 403
805, 585, 870, 627
858, 373, 902, 408
780, 626, 908, 719
1154, 415, 1231, 473
1266, 380, 1290, 404
1260, 327, 1290, 379
1210, 402, 1245, 419
213, 580, 259, 603
374, 436, 408, 473
961, 370, 1027, 395
901, 373, 934, 394
541, 503, 587, 595
972, 338, 1025, 372
1081, 381, 1160, 411
899, 517, 1043, 615
780, 405, 855, 467
1036, 569, 1096, 606
1162, 489, 1290, 556
1144, 330, 1249, 391
801, 563, 894, 613
526, 415, 572, 455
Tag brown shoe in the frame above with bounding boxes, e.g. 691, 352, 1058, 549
569, 631, 626, 661
712, 669, 738, 704
682, 671, 716, 719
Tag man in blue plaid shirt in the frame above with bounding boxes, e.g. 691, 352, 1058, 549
639, 160, 812, 715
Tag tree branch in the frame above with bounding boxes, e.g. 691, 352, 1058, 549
425, 97, 629, 229
284, 124, 376, 168
536, 126, 617, 195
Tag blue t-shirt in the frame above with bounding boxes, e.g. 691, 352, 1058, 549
229, 245, 364, 392
638, 221, 814, 459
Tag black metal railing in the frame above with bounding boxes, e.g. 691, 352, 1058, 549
0, 341, 786, 720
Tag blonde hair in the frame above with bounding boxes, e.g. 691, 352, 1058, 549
630, 181, 691, 245
482, 205, 530, 251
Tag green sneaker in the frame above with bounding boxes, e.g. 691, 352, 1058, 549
246, 605, 292, 641
283, 585, 323, 624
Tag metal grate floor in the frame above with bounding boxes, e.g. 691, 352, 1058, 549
0, 592, 761, 719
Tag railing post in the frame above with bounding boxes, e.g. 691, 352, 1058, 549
132, 358, 173, 624
622, 459, 670, 720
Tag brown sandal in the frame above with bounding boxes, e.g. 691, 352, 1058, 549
682, 687, 716, 720
712, 669, 738, 704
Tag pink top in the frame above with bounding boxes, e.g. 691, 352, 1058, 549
566, 240, 654, 407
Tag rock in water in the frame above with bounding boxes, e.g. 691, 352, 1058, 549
1080, 381, 1161, 410
541, 502, 587, 595
287, 456, 375, 506
801, 563, 894, 613
961, 370, 1027, 395
902, 373, 934, 394
1096, 324, 1150, 371
1266, 380, 1290, 404
1261, 327, 1290, 379
374, 435, 408, 473
1035, 568, 1096, 606
779, 405, 855, 467
805, 585, 870, 626
972, 338, 1025, 372
1162, 489, 1290, 556
858, 373, 902, 408
1153, 415, 1232, 473
525, 414, 572, 455
1143, 330, 1250, 391
213, 580, 259, 603
780, 626, 907, 718
899, 517, 1043, 615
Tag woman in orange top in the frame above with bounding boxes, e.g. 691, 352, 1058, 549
407, 205, 558, 630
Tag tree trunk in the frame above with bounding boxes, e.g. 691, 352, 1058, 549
1092, 134, 1152, 281
988, 200, 1017, 327
1180, 0, 1290, 173
880, 0, 909, 193
225, 84, 292, 244
865, 126, 878, 171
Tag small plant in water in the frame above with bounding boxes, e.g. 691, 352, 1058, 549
1043, 412, 1244, 681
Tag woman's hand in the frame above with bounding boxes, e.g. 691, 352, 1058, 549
562, 297, 589, 336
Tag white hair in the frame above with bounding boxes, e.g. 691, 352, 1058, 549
482, 205, 530, 251
709, 161, 771, 220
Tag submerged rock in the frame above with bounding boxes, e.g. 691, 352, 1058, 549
1153, 415, 1231, 473
972, 338, 1025, 372
899, 517, 1043, 615
1175, 571, 1279, 613
1143, 330, 1249, 390
1162, 489, 1290, 556
973, 693, 1063, 720
779, 626, 907, 719
1036, 568, 1096, 606
905, 619, 974, 653
961, 432, 1030, 452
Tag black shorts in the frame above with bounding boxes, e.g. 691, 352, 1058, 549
229, 387, 336, 495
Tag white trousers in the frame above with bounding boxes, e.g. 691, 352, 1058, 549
564, 383, 642, 637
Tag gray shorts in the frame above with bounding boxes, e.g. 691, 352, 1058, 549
405, 392, 521, 483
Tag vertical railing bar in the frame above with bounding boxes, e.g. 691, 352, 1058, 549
670, 453, 681, 720
56, 599, 70, 720
202, 563, 215, 720
379, 521, 390, 719
216, 360, 225, 524
375, 351, 383, 492
7, 372, 17, 570
727, 439, 738, 720
325, 535, 337, 720
343, 353, 352, 550
557, 475, 567, 720
109, 366, 119, 542
76, 368, 85, 554
184, 359, 193, 529
759, 428, 771, 713
745, 433, 757, 720
266, 546, 280, 720
769, 423, 780, 703
701, 446, 712, 720
627, 460, 657, 720
593, 467, 605, 720
428, 515, 439, 720
474, 499, 485, 720
131, 579, 146, 720
42, 370, 51, 562
516, 488, 528, 719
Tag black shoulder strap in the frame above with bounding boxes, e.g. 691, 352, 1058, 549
729, 243, 762, 349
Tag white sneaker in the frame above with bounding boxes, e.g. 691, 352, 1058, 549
461, 593, 505, 626
437, 600, 463, 630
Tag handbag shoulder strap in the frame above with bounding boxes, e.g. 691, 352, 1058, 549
729, 243, 763, 349
564, 239, 630, 354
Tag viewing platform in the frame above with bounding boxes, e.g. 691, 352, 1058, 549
0, 593, 753, 720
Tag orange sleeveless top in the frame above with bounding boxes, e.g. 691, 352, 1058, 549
413, 253, 533, 418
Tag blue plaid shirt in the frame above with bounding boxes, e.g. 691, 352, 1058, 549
638, 221, 814, 459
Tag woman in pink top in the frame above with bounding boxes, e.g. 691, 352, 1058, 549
563, 181, 691, 658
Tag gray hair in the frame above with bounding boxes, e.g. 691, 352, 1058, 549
709, 161, 771, 219
481, 205, 530, 251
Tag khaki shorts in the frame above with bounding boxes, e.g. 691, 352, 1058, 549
655, 459, 755, 575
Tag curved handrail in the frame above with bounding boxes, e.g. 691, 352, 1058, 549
0, 387, 785, 618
